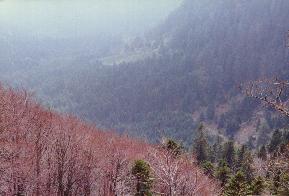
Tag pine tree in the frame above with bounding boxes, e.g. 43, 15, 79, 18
256, 122, 271, 147
278, 173, 289, 195
164, 139, 183, 157
222, 140, 235, 169
193, 124, 209, 164
132, 160, 153, 196
282, 129, 289, 144
257, 145, 267, 160
215, 160, 231, 187
268, 129, 283, 153
241, 150, 254, 182
249, 176, 264, 195
269, 162, 289, 195
202, 161, 215, 177
235, 145, 246, 170
224, 171, 251, 196
211, 136, 223, 163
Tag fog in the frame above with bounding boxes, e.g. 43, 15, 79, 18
0, 0, 182, 88
0, 0, 181, 38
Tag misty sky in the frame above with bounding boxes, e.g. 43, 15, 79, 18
0, 0, 182, 38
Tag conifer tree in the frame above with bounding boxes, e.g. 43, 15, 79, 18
215, 160, 231, 187
224, 171, 251, 196
211, 136, 223, 163
257, 145, 267, 160
236, 145, 254, 182
235, 145, 246, 170
132, 160, 153, 196
164, 139, 183, 157
202, 161, 215, 177
268, 129, 283, 153
242, 150, 254, 182
193, 124, 209, 164
249, 176, 264, 195
256, 122, 271, 147
222, 140, 235, 169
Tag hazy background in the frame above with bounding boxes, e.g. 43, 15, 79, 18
0, 0, 181, 38
1, 0, 289, 146
0, 0, 182, 91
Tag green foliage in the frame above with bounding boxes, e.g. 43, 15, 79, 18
202, 161, 215, 177
277, 173, 289, 195
222, 140, 235, 169
257, 145, 267, 160
268, 166, 289, 195
215, 160, 231, 187
268, 129, 283, 153
256, 122, 271, 147
249, 176, 265, 195
193, 124, 209, 164
210, 136, 224, 163
164, 139, 183, 157
236, 145, 254, 182
224, 171, 251, 196
132, 160, 153, 196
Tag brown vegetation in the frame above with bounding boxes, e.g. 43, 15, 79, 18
0, 84, 218, 195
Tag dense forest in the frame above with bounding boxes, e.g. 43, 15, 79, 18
0, 81, 289, 195
1, 0, 289, 195
0, 84, 219, 195
5, 0, 288, 145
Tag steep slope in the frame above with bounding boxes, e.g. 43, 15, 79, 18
3, 0, 289, 145
0, 84, 218, 195
59, 0, 289, 143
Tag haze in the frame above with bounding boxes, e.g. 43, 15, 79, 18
0, 0, 181, 38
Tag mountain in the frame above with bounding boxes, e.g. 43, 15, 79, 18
2, 0, 289, 146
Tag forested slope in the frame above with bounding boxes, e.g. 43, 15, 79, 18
46, 0, 289, 144
0, 84, 218, 195
2, 0, 289, 145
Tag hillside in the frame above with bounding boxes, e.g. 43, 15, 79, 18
1, 0, 289, 146
2, 1, 289, 195
0, 84, 218, 195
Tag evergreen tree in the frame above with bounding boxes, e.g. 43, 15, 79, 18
268, 129, 283, 153
132, 160, 153, 196
246, 136, 256, 150
202, 161, 215, 177
211, 135, 223, 163
256, 122, 271, 147
164, 139, 183, 157
215, 160, 231, 187
269, 167, 289, 195
193, 124, 209, 164
222, 140, 235, 169
278, 173, 289, 196
270, 170, 282, 195
235, 145, 254, 182
257, 145, 267, 160
224, 171, 251, 196
282, 129, 289, 144
235, 145, 246, 171
249, 176, 264, 195
241, 150, 254, 182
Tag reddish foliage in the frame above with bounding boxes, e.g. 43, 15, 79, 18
0, 84, 218, 195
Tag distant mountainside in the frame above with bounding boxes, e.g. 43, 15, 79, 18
65, 0, 289, 144
2, 0, 289, 146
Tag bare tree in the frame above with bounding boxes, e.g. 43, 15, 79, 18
242, 77, 289, 117
0, 84, 219, 195
148, 145, 219, 196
